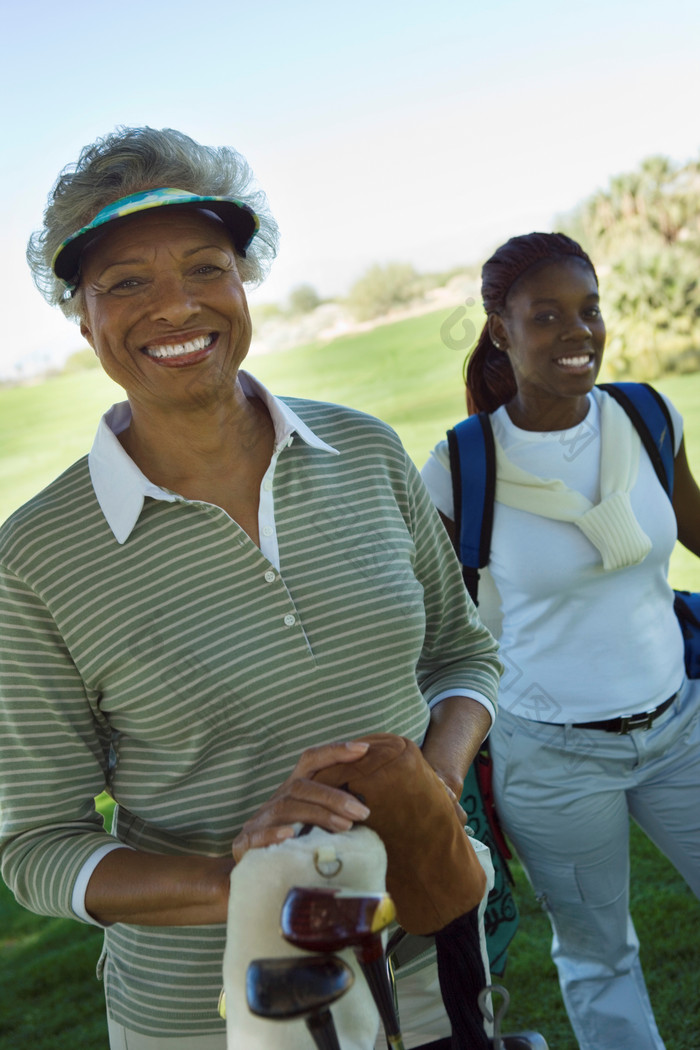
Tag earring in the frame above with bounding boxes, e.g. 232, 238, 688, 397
493, 339, 502, 349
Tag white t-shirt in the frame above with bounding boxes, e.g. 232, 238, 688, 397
421, 390, 686, 723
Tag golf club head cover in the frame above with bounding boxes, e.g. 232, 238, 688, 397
224, 824, 385, 1050
312, 732, 487, 935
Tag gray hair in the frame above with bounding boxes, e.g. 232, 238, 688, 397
27, 126, 280, 321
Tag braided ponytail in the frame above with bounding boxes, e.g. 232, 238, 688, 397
464, 325, 517, 415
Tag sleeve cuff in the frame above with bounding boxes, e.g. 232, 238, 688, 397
428, 688, 496, 727
71, 842, 135, 926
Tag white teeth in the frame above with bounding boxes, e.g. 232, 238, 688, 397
144, 334, 213, 359
558, 354, 591, 367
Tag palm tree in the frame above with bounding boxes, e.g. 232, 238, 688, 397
564, 154, 700, 378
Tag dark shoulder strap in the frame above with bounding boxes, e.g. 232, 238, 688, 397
446, 413, 496, 603
597, 382, 675, 497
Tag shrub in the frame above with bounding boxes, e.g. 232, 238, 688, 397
346, 262, 424, 321
287, 284, 322, 315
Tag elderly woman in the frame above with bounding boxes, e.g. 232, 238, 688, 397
0, 127, 501, 1050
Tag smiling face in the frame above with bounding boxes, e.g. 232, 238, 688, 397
488, 256, 606, 429
78, 207, 252, 413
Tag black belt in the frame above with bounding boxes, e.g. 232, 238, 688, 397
570, 692, 677, 734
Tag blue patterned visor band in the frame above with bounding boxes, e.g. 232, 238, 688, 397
51, 187, 260, 291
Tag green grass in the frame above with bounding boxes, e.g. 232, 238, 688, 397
250, 307, 474, 468
0, 885, 108, 1050
0, 368, 121, 523
1, 309, 699, 1047
0, 798, 113, 1049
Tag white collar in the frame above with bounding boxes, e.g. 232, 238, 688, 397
88, 370, 338, 544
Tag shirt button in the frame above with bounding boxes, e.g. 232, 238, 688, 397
262, 525, 273, 537
264, 570, 276, 583
263, 480, 273, 491
284, 614, 296, 627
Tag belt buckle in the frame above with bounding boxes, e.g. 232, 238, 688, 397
618, 711, 654, 734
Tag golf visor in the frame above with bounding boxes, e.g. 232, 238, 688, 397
51, 187, 260, 291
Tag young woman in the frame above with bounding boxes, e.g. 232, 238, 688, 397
421, 232, 700, 1050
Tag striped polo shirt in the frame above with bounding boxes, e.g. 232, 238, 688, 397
0, 375, 500, 1036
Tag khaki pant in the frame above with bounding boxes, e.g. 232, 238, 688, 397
107, 1018, 226, 1049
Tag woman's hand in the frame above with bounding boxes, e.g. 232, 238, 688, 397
231, 740, 371, 863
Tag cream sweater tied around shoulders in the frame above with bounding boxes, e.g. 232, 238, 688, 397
494, 392, 652, 572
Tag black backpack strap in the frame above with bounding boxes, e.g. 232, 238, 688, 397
598, 382, 676, 498
446, 413, 496, 604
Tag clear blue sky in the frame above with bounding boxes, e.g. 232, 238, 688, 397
2, 0, 700, 378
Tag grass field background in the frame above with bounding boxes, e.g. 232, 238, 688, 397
1, 306, 699, 1048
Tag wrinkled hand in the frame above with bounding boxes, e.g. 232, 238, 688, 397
231, 740, 371, 864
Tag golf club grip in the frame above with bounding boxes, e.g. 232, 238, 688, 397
358, 956, 406, 1047
305, 1007, 343, 1050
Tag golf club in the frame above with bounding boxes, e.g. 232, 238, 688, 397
281, 886, 406, 1050
246, 954, 353, 1050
